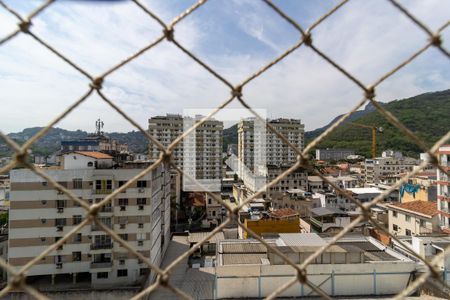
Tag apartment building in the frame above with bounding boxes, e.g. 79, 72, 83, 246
8, 151, 171, 289
437, 145, 450, 233
364, 150, 419, 184
266, 165, 308, 198
238, 117, 304, 171
387, 201, 439, 236
315, 148, 355, 161
148, 114, 223, 186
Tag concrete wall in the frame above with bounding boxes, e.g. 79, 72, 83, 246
215, 262, 416, 298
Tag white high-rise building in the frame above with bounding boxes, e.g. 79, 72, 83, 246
238, 117, 305, 171
437, 145, 450, 233
8, 151, 171, 288
148, 114, 223, 182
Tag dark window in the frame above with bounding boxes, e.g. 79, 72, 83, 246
118, 180, 126, 187
393, 224, 398, 231
137, 198, 147, 205
119, 234, 128, 241
73, 215, 82, 225
73, 178, 83, 189
140, 268, 149, 276
117, 269, 128, 277
74, 233, 82, 243
72, 252, 81, 261
137, 181, 147, 188
55, 218, 66, 226
97, 272, 108, 279
406, 229, 411, 236
119, 199, 128, 206
87, 162, 93, 167
393, 211, 398, 217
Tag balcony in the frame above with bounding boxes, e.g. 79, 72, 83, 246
90, 261, 113, 268
90, 243, 113, 250
94, 189, 113, 195
419, 226, 433, 234
91, 223, 112, 231
99, 206, 113, 213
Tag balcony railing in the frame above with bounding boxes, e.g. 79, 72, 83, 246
419, 226, 433, 234
94, 189, 113, 195
90, 243, 113, 250
99, 206, 113, 213
91, 223, 112, 231
90, 261, 113, 268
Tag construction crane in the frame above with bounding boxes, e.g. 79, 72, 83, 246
348, 122, 383, 158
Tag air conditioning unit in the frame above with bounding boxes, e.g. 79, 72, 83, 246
57, 208, 64, 213
57, 191, 64, 195
137, 240, 144, 246
120, 206, 126, 211
56, 263, 63, 269
56, 225, 64, 231
138, 188, 145, 193
120, 224, 126, 229
119, 260, 125, 265
138, 205, 144, 210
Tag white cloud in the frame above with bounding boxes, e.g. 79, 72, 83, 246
0, 0, 448, 134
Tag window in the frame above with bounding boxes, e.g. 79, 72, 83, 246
420, 219, 427, 227
118, 216, 128, 225
97, 272, 108, 279
405, 229, 411, 236
73, 178, 83, 189
73, 215, 82, 225
140, 268, 149, 276
87, 162, 93, 167
137, 198, 147, 205
55, 218, 66, 226
118, 180, 126, 187
117, 269, 128, 277
137, 233, 145, 241
405, 215, 411, 222
137, 180, 147, 188
119, 199, 128, 210
56, 200, 66, 208
73, 233, 82, 243
72, 252, 81, 262
393, 224, 398, 231
393, 211, 398, 217
119, 234, 128, 241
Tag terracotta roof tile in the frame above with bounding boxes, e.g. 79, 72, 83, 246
270, 208, 299, 218
389, 201, 438, 217
74, 151, 113, 159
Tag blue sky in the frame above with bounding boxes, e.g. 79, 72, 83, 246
0, 0, 449, 134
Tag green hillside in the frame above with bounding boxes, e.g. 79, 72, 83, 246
311, 89, 450, 158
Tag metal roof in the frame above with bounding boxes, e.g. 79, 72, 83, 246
310, 207, 347, 216
221, 242, 267, 253
187, 232, 225, 244
278, 233, 326, 247
222, 253, 267, 265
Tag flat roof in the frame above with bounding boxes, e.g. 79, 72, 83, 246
278, 233, 326, 247
311, 207, 347, 216
187, 231, 225, 244
347, 187, 382, 194
71, 151, 113, 159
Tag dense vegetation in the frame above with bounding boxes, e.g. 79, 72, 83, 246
311, 89, 450, 158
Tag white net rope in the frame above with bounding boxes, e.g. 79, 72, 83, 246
0, 0, 449, 299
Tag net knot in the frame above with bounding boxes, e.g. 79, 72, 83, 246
297, 269, 307, 283
90, 77, 103, 90
364, 86, 375, 99
303, 32, 312, 46
232, 85, 242, 98
164, 27, 174, 42
429, 33, 441, 47
18, 20, 31, 33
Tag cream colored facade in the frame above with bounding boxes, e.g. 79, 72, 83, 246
364, 151, 419, 184
8, 157, 171, 288
148, 114, 223, 184
387, 204, 439, 236
238, 118, 304, 172
437, 145, 450, 233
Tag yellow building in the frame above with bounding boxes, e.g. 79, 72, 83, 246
242, 208, 300, 239
400, 172, 437, 203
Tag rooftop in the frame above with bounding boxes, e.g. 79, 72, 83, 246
347, 187, 383, 194
311, 207, 347, 217
187, 231, 225, 244
388, 200, 438, 217
72, 151, 113, 159
270, 208, 299, 219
